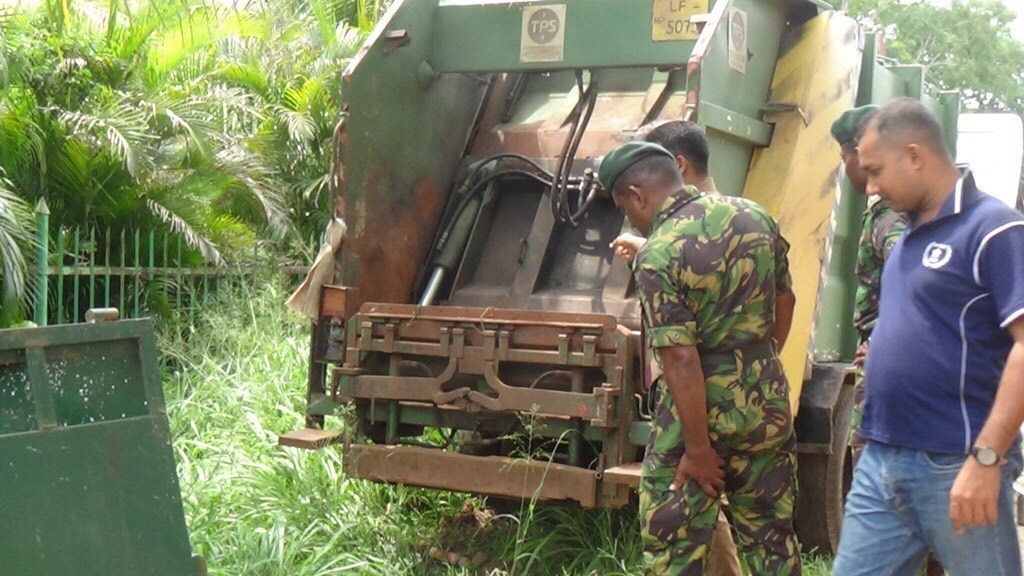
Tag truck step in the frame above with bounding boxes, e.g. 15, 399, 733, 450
278, 428, 343, 449
602, 463, 641, 488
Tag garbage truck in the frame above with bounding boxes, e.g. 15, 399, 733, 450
279, 0, 960, 554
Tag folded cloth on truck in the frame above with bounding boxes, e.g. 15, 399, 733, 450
287, 216, 347, 319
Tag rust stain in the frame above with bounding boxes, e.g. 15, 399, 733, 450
414, 178, 439, 226
348, 171, 444, 307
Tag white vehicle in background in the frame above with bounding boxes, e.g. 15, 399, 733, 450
956, 113, 1024, 209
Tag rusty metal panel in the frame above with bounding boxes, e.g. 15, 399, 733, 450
337, 304, 629, 425
346, 444, 600, 507
320, 285, 360, 319
337, 0, 491, 309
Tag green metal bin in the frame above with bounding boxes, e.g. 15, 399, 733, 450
0, 319, 204, 576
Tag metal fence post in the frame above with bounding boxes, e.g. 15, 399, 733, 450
34, 199, 49, 326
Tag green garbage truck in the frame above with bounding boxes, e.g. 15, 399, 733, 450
280, 0, 960, 554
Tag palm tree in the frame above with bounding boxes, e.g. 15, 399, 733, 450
0, 0, 384, 317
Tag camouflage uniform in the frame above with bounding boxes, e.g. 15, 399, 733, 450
853, 197, 907, 343
635, 188, 800, 576
643, 177, 743, 576
850, 197, 907, 442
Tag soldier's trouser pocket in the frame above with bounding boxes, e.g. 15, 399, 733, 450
638, 442, 802, 576
703, 354, 793, 454
723, 444, 801, 576
639, 473, 719, 576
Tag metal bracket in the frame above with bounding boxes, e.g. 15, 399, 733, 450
439, 327, 450, 355
383, 29, 411, 54
591, 383, 620, 428
582, 335, 598, 365
359, 321, 373, 348
558, 333, 570, 364
762, 100, 810, 126
451, 327, 465, 358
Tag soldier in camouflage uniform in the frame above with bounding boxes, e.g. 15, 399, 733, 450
611, 121, 756, 576
830, 106, 908, 446
599, 142, 800, 576
832, 106, 944, 576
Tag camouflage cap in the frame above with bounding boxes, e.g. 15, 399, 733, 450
598, 141, 675, 191
830, 104, 880, 145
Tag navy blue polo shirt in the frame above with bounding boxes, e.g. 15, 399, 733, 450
861, 170, 1024, 454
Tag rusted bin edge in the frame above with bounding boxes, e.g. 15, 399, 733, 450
345, 444, 601, 507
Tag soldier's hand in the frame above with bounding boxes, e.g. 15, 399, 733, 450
669, 446, 725, 498
949, 458, 1001, 534
610, 233, 646, 263
853, 342, 869, 367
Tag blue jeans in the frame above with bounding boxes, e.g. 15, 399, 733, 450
833, 441, 1023, 576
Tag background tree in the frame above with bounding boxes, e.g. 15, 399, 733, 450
0, 0, 385, 325
847, 0, 1024, 114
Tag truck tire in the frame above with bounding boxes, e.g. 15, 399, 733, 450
794, 381, 856, 555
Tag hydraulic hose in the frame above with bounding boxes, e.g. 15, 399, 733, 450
419, 168, 555, 305
550, 70, 600, 229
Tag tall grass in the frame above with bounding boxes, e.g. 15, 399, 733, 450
157, 278, 832, 575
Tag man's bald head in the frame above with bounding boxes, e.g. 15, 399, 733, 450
857, 98, 962, 217
864, 98, 953, 164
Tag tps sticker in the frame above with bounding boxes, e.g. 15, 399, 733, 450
922, 242, 953, 269
728, 7, 748, 73
521, 5, 566, 63
652, 0, 708, 42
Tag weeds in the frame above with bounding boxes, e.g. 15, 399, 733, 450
159, 278, 833, 575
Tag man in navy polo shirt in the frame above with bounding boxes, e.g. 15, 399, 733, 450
832, 98, 1024, 576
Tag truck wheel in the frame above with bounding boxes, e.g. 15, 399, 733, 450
795, 380, 856, 555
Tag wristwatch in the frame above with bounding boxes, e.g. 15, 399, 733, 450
969, 446, 1005, 467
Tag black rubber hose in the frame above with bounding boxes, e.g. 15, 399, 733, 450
463, 153, 554, 184
560, 88, 598, 227
567, 183, 600, 227
435, 169, 553, 255
550, 70, 588, 222
430, 155, 554, 262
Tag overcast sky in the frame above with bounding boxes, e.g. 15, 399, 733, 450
1012, 8, 1024, 42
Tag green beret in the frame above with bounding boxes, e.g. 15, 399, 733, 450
830, 105, 880, 145
598, 141, 675, 191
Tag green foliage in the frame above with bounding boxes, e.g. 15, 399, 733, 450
0, 166, 35, 325
158, 280, 833, 576
0, 0, 380, 278
159, 279, 473, 575
848, 0, 1024, 114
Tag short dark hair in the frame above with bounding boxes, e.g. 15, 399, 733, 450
643, 121, 710, 175
867, 98, 951, 160
611, 154, 681, 196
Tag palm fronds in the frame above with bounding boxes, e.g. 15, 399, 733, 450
0, 0, 388, 320
56, 91, 157, 178
0, 169, 35, 316
145, 195, 227, 267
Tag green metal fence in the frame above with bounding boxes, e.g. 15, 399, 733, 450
30, 201, 313, 326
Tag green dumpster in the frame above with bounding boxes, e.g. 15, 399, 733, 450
0, 319, 204, 575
